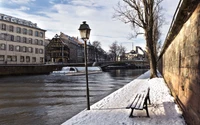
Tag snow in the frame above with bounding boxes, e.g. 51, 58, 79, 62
62, 70, 186, 125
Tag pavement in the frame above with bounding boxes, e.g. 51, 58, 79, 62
62, 71, 186, 125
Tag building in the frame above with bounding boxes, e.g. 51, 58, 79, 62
60, 32, 84, 63
0, 13, 46, 64
45, 32, 109, 64
125, 46, 147, 61
45, 34, 70, 64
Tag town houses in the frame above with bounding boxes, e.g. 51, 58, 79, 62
0, 13, 144, 65
0, 13, 45, 65
0, 13, 109, 65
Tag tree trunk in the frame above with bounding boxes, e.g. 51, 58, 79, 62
145, 0, 158, 79
148, 47, 158, 78
146, 29, 158, 78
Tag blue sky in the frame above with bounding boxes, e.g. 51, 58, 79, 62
0, 0, 179, 52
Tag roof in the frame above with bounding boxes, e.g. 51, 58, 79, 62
60, 32, 83, 45
0, 13, 46, 32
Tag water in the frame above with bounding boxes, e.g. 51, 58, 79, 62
0, 69, 147, 125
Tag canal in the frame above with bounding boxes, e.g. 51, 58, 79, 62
0, 69, 147, 125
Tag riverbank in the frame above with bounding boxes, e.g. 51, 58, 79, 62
62, 71, 186, 125
0, 63, 85, 76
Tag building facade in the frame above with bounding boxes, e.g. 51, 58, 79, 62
0, 13, 46, 65
60, 32, 84, 63
45, 34, 70, 64
45, 33, 109, 64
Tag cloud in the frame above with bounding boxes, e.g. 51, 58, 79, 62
0, 0, 179, 52
10, 0, 35, 4
17, 6, 30, 11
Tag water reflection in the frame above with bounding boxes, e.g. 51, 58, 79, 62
0, 69, 147, 125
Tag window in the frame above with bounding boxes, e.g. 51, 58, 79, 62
40, 57, 43, 63
29, 30, 33, 36
26, 56, 30, 62
0, 55, 5, 61
7, 55, 12, 61
9, 25, 14, 32
16, 36, 21, 42
28, 47, 33, 53
32, 57, 36, 62
16, 27, 21, 33
35, 48, 38, 54
40, 32, 43, 37
35, 31, 39, 37
9, 45, 14, 51
0, 34, 4, 40
38, 40, 43, 45
0, 44, 6, 50
7, 55, 17, 62
23, 28, 27, 34
28, 38, 32, 44
20, 56, 24, 62
22, 37, 27, 43
39, 49, 43, 54
0, 33, 7, 40
15, 45, 20, 51
10, 35, 14, 41
40, 40, 43, 45
34, 39, 38, 45
22, 46, 26, 52
2, 24, 6, 30
12, 56, 17, 62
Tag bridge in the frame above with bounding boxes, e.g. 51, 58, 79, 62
92, 60, 149, 69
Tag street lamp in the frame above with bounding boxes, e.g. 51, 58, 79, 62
78, 21, 91, 110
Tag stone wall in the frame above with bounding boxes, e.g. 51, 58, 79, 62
0, 63, 86, 76
0, 65, 62, 76
158, 4, 200, 125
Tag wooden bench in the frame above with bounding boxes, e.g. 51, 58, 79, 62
126, 88, 151, 117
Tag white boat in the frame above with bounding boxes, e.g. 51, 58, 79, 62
51, 66, 102, 75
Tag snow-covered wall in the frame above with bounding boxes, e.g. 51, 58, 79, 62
158, 3, 200, 125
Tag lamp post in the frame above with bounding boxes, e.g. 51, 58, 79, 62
78, 21, 91, 110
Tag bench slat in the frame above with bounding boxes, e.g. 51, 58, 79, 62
135, 93, 145, 109
126, 94, 139, 108
131, 94, 141, 108
127, 87, 150, 117
139, 90, 148, 109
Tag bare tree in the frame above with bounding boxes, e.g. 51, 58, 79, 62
114, 0, 164, 78
92, 41, 101, 48
119, 44, 127, 61
109, 41, 119, 61
109, 41, 126, 61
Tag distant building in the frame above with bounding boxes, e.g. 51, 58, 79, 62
45, 34, 70, 64
125, 46, 147, 61
45, 33, 109, 64
0, 13, 46, 64
60, 32, 84, 63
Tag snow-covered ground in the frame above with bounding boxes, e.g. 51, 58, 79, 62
62, 71, 186, 125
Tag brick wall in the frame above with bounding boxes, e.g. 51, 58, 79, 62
158, 4, 200, 125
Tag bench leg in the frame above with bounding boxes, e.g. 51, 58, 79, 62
147, 88, 151, 105
147, 96, 151, 105
145, 106, 150, 117
129, 108, 134, 117
144, 98, 150, 117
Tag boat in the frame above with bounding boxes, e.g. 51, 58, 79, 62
51, 66, 102, 75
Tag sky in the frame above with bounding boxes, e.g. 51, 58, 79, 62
0, 0, 180, 52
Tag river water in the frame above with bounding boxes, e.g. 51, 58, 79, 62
0, 69, 147, 125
